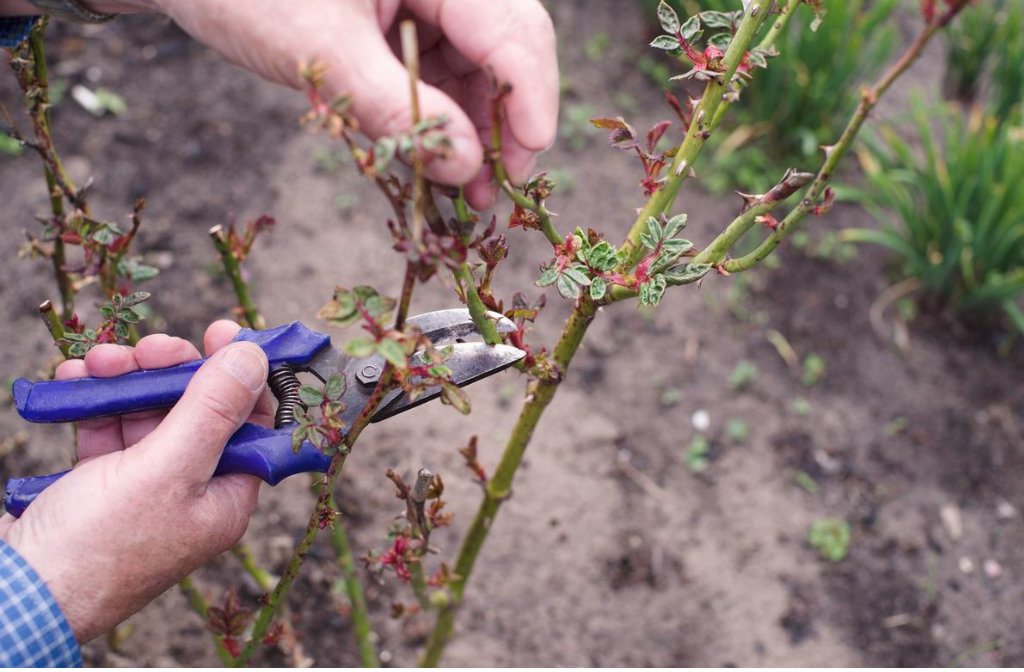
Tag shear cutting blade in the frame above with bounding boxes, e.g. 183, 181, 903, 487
370, 342, 524, 422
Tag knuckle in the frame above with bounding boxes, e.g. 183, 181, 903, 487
195, 390, 245, 432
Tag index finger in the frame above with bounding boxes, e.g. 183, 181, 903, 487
404, 0, 559, 152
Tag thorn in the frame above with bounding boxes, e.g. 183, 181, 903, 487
736, 191, 761, 212
756, 214, 779, 230
820, 144, 836, 159
675, 159, 689, 177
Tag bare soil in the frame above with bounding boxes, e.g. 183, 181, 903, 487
1, 2, 1022, 667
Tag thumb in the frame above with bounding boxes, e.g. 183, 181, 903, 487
323, 24, 483, 186
139, 342, 268, 484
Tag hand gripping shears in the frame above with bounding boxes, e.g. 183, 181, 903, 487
4, 309, 524, 517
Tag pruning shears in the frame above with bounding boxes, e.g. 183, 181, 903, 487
4, 309, 524, 518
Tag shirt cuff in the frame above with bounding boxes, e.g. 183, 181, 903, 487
0, 16, 38, 48
0, 540, 82, 668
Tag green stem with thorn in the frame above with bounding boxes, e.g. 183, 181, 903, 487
618, 2, 772, 268
721, 20, 944, 273
209, 225, 266, 331
420, 297, 598, 666
329, 493, 380, 667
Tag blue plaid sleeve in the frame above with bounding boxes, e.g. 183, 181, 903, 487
0, 540, 82, 668
0, 16, 37, 48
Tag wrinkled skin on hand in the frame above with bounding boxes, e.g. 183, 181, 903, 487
0, 321, 273, 642
1, 0, 558, 209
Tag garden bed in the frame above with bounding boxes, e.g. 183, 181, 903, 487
1, 0, 1022, 666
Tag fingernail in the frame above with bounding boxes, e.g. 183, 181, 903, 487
220, 345, 267, 393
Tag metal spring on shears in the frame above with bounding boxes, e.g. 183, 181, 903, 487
268, 365, 302, 429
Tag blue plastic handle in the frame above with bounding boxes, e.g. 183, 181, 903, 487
12, 322, 331, 423
3, 321, 336, 518
4, 423, 333, 517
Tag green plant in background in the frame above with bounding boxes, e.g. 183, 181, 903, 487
704, 0, 898, 193
942, 0, 1006, 103
988, 1, 1024, 122
846, 95, 1024, 336
943, 0, 1024, 120
809, 517, 850, 561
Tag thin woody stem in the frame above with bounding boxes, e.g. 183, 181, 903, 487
693, 169, 814, 266
618, 2, 771, 268
420, 298, 598, 666
402, 20, 426, 243
329, 493, 380, 667
25, 24, 75, 320
721, 22, 943, 273
234, 254, 418, 666
209, 225, 266, 330
38, 300, 70, 359
709, 0, 802, 132
230, 545, 274, 592
450, 191, 503, 346
488, 94, 561, 247
178, 576, 236, 666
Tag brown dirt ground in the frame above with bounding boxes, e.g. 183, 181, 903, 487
2, 1, 1023, 667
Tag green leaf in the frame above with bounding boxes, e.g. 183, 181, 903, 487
801, 353, 826, 387
342, 337, 377, 359
123, 261, 159, 282
663, 213, 688, 239
117, 309, 140, 324
537, 266, 559, 287
325, 374, 346, 402
746, 49, 768, 69
590, 276, 608, 301
585, 241, 619, 272
291, 426, 307, 454
99, 305, 115, 320
665, 263, 711, 285
657, 0, 680, 33
377, 339, 407, 368
114, 322, 130, 340
299, 385, 325, 407
68, 342, 88, 357
707, 32, 732, 51
373, 136, 397, 174
562, 265, 592, 286
647, 275, 667, 306
678, 14, 702, 42
440, 382, 472, 415
647, 217, 663, 244
61, 333, 86, 342
728, 360, 758, 391
84, 329, 97, 340
649, 35, 681, 50
639, 232, 659, 250
700, 10, 735, 29
556, 273, 581, 300
122, 292, 151, 307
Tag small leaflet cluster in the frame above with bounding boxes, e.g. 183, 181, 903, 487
58, 292, 150, 357
590, 117, 677, 196
648, 1, 776, 83
295, 285, 472, 458
218, 214, 276, 263
205, 590, 252, 658
534, 219, 709, 305
364, 469, 453, 592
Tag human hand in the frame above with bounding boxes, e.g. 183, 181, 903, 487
77, 0, 559, 210
0, 321, 272, 643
